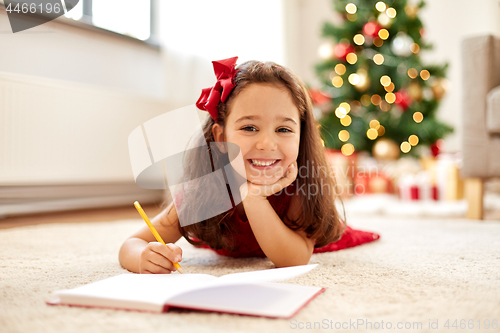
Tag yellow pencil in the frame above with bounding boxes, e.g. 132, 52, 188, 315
134, 201, 183, 274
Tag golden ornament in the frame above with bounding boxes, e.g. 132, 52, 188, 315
370, 176, 390, 193
408, 81, 423, 101
431, 78, 448, 100
372, 138, 400, 160
404, 4, 419, 19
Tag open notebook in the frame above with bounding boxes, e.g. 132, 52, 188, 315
47, 264, 324, 319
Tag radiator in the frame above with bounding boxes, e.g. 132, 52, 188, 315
0, 71, 169, 217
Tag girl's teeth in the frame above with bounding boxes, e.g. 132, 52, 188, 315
251, 159, 277, 166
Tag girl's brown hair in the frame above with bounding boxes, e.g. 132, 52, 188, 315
172, 60, 345, 251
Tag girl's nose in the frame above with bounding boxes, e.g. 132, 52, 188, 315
255, 132, 278, 151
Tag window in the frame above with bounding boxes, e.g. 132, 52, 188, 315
65, 0, 155, 43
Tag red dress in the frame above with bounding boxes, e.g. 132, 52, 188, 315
191, 184, 380, 258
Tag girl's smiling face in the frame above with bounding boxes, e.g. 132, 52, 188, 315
212, 83, 301, 185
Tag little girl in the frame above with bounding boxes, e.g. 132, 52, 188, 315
119, 57, 353, 274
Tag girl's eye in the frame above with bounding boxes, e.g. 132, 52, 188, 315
241, 126, 292, 133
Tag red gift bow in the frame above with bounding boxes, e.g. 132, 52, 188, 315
196, 56, 239, 122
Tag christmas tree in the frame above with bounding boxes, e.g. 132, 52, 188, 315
313, 0, 453, 158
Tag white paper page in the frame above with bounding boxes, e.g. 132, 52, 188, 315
215, 264, 318, 284
161, 264, 320, 304
167, 281, 323, 318
54, 273, 217, 312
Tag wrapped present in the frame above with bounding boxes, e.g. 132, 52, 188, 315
355, 172, 395, 195
325, 148, 357, 198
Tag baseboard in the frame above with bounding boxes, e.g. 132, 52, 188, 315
0, 183, 166, 218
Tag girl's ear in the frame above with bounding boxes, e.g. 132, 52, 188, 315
211, 124, 228, 153
212, 123, 224, 142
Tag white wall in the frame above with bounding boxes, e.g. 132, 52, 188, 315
157, 0, 285, 107
419, 0, 500, 151
282, 0, 339, 85
283, 0, 500, 152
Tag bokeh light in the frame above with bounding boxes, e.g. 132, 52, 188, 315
332, 76, 343, 88
409, 135, 419, 146
341, 143, 355, 156
338, 130, 350, 142
335, 64, 346, 75
413, 111, 424, 123
373, 54, 384, 65
408, 68, 418, 79
335, 107, 347, 118
380, 75, 392, 87
411, 43, 420, 53
386, 7, 397, 18
420, 70, 430, 80
376, 2, 387, 12
348, 73, 360, 85
400, 141, 411, 153
367, 128, 378, 140
346, 53, 358, 64
371, 94, 382, 105
385, 92, 396, 103
345, 3, 357, 14
353, 34, 365, 45
361, 94, 371, 106
378, 29, 389, 40
339, 102, 351, 113
340, 115, 352, 126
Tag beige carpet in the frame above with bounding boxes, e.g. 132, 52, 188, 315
1, 216, 499, 333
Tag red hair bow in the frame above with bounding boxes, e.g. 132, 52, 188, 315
196, 56, 239, 122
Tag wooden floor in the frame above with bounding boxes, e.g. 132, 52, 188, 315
0, 204, 164, 230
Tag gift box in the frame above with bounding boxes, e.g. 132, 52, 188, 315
324, 148, 357, 198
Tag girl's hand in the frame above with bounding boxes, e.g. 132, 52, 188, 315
240, 161, 298, 201
139, 242, 182, 274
